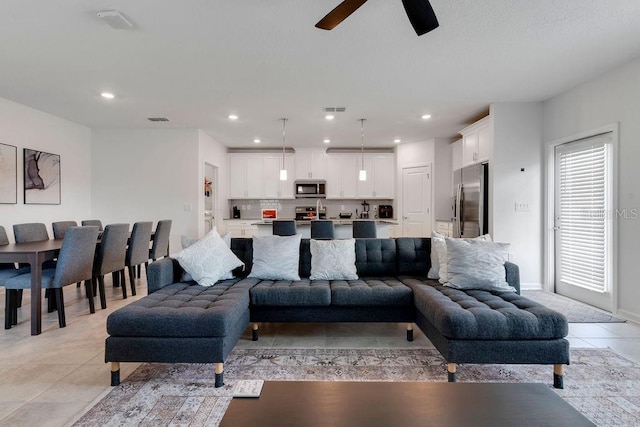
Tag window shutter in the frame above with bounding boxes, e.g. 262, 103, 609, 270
556, 134, 610, 293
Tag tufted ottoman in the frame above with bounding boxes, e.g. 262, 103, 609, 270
401, 278, 570, 388
105, 280, 255, 387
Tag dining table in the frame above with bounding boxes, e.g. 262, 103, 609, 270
0, 239, 63, 335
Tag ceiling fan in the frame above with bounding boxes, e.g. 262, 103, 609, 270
315, 0, 439, 36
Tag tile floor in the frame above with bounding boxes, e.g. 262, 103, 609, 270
0, 273, 639, 427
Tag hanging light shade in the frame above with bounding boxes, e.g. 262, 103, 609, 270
359, 118, 367, 181
280, 118, 288, 181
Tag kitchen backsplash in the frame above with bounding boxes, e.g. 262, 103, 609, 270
229, 199, 393, 220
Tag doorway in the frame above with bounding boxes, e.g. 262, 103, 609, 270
204, 163, 217, 234
402, 165, 432, 237
551, 130, 615, 312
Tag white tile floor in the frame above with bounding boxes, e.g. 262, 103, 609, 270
0, 273, 639, 426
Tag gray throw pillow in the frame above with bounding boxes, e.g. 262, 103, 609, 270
248, 234, 302, 281
310, 238, 358, 280
444, 237, 514, 292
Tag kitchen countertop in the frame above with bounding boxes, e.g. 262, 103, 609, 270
251, 219, 398, 226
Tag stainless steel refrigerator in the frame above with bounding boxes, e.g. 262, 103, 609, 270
452, 163, 489, 238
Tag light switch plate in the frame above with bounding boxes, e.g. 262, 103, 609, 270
515, 202, 530, 212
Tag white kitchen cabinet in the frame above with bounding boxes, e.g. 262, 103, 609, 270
356, 154, 395, 199
295, 149, 327, 180
435, 220, 454, 237
326, 155, 359, 198
224, 220, 259, 238
451, 139, 462, 172
229, 153, 294, 199
459, 116, 491, 167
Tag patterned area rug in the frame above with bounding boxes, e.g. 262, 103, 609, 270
522, 290, 625, 323
75, 347, 640, 426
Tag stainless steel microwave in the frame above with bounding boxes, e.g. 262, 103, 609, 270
295, 181, 326, 198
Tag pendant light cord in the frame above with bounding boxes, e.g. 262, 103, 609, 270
281, 118, 288, 167
360, 118, 366, 169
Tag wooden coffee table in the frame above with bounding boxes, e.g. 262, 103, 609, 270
220, 381, 594, 427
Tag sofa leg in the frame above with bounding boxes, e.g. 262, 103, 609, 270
553, 364, 564, 389
406, 323, 414, 342
215, 363, 224, 388
252, 323, 259, 341
447, 363, 457, 382
111, 362, 120, 386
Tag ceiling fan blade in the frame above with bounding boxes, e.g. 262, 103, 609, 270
402, 0, 439, 36
315, 0, 368, 30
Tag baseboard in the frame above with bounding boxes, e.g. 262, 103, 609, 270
616, 309, 640, 325
520, 283, 543, 291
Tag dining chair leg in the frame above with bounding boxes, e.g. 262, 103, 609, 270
4, 291, 13, 329
112, 271, 120, 288
55, 288, 66, 328
136, 265, 141, 279
97, 275, 107, 310
85, 279, 96, 314
11, 290, 18, 326
46, 289, 57, 313
130, 266, 137, 296
16, 289, 22, 308
121, 269, 129, 299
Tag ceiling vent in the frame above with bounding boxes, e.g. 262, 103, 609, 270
97, 10, 133, 30
147, 117, 170, 122
323, 107, 346, 113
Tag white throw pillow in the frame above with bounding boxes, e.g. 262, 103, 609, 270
428, 232, 493, 282
444, 238, 514, 292
173, 228, 243, 286
180, 232, 234, 281
248, 234, 302, 281
310, 238, 358, 280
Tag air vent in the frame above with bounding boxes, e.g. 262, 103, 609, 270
323, 107, 346, 113
147, 117, 169, 122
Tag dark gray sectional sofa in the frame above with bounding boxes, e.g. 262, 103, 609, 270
105, 237, 570, 389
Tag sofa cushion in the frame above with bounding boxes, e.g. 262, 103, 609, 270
395, 237, 430, 276
330, 278, 413, 306
355, 238, 398, 277
310, 239, 358, 280
106, 281, 254, 338
250, 279, 331, 306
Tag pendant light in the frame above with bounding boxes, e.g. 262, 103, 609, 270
280, 118, 288, 181
359, 118, 367, 181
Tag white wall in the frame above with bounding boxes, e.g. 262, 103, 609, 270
543, 56, 640, 321
91, 129, 200, 252
0, 97, 92, 241
198, 130, 229, 235
490, 103, 544, 288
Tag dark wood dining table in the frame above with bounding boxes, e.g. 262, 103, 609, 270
0, 239, 63, 335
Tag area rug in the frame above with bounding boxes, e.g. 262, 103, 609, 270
74, 347, 640, 426
523, 290, 625, 323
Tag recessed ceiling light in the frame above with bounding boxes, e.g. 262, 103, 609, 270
394, 139, 401, 144
323, 139, 331, 144
100, 92, 115, 99
254, 138, 261, 144
325, 114, 335, 120
421, 114, 432, 120
228, 114, 239, 120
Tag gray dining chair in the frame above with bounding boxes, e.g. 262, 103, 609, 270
52, 221, 78, 240
273, 220, 297, 236
310, 220, 335, 239
149, 219, 172, 262
125, 221, 153, 297
0, 226, 30, 329
4, 226, 100, 329
81, 220, 104, 231
93, 223, 129, 309
352, 221, 377, 238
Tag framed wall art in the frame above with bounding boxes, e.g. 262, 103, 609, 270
24, 148, 61, 204
0, 143, 17, 204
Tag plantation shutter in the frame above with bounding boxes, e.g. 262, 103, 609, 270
555, 133, 611, 293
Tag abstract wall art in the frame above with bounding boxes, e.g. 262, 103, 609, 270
0, 143, 17, 204
24, 148, 61, 204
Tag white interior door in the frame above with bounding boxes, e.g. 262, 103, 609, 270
402, 165, 432, 237
554, 133, 613, 311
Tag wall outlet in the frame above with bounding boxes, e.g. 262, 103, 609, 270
515, 202, 530, 212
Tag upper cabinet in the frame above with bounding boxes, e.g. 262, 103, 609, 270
458, 116, 491, 168
295, 149, 327, 180
326, 154, 359, 199
356, 154, 395, 199
451, 139, 463, 172
229, 153, 295, 199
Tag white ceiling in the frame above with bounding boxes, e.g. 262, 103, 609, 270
1, 1, 640, 148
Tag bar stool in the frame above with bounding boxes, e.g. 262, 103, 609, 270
310, 220, 335, 239
352, 221, 377, 238
273, 220, 297, 236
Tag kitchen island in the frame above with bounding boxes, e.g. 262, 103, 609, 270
253, 219, 397, 238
